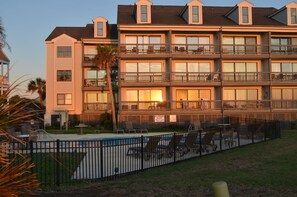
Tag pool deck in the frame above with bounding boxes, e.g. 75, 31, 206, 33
38, 132, 173, 141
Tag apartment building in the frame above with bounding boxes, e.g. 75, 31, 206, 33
0, 48, 9, 95
45, 0, 297, 128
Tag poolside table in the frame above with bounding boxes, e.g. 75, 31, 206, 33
75, 123, 88, 135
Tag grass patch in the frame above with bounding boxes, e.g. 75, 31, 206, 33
13, 152, 85, 190
76, 130, 297, 197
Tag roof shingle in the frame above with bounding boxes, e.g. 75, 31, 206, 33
117, 5, 284, 26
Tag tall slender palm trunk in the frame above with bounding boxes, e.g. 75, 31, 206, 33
106, 65, 117, 130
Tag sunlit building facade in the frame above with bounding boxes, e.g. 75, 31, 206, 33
46, 0, 297, 128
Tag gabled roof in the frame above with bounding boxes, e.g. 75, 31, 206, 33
0, 48, 9, 63
117, 5, 284, 26
45, 27, 85, 41
46, 24, 118, 41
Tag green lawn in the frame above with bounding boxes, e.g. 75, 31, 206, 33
103, 130, 297, 197
40, 130, 297, 196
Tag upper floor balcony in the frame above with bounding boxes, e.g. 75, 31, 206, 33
118, 100, 284, 112
271, 45, 297, 59
119, 72, 278, 86
221, 44, 269, 59
118, 43, 271, 59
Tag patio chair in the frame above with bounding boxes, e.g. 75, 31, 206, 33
223, 128, 237, 147
198, 129, 218, 152
138, 123, 148, 133
188, 121, 203, 132
177, 131, 199, 156
126, 136, 161, 160
157, 134, 183, 158
125, 121, 137, 133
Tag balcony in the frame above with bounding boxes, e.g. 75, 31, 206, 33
119, 100, 297, 112
221, 72, 270, 85
119, 44, 171, 59
271, 45, 297, 59
120, 72, 169, 83
84, 78, 108, 90
272, 100, 297, 109
221, 44, 269, 59
83, 54, 96, 66
84, 103, 111, 112
271, 72, 297, 83
120, 101, 168, 111
120, 100, 221, 111
171, 44, 220, 59
223, 100, 270, 110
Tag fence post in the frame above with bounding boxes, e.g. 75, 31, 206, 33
237, 126, 240, 147
219, 127, 222, 151
56, 139, 60, 191
100, 140, 104, 179
173, 133, 176, 163
199, 131, 202, 156
251, 124, 254, 144
29, 140, 34, 174
141, 136, 144, 171
264, 120, 267, 142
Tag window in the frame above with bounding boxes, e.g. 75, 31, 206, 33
222, 36, 256, 54
125, 89, 163, 109
57, 46, 71, 58
57, 94, 72, 105
242, 7, 249, 23
272, 88, 297, 108
271, 38, 291, 52
223, 62, 258, 81
176, 89, 211, 109
174, 62, 211, 81
125, 62, 162, 81
175, 36, 210, 53
192, 6, 199, 23
141, 5, 147, 22
291, 8, 297, 24
272, 62, 297, 73
125, 35, 162, 53
97, 22, 103, 36
57, 70, 72, 81
223, 89, 258, 108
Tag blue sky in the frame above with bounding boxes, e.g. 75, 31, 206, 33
1, 0, 293, 97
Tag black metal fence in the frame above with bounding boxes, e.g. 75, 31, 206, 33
10, 120, 281, 191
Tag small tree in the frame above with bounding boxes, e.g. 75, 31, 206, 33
0, 82, 40, 195
0, 17, 10, 50
93, 45, 118, 131
27, 78, 46, 106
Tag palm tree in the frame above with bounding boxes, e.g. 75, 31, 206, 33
27, 78, 46, 106
0, 17, 10, 50
93, 45, 118, 131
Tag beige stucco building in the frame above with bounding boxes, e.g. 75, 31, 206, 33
46, 0, 297, 128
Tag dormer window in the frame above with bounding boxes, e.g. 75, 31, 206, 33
135, 0, 152, 24
182, 0, 203, 25
93, 16, 108, 38
141, 5, 148, 22
270, 2, 297, 26
225, 1, 253, 25
97, 22, 103, 36
291, 8, 297, 24
242, 7, 249, 23
192, 6, 199, 23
